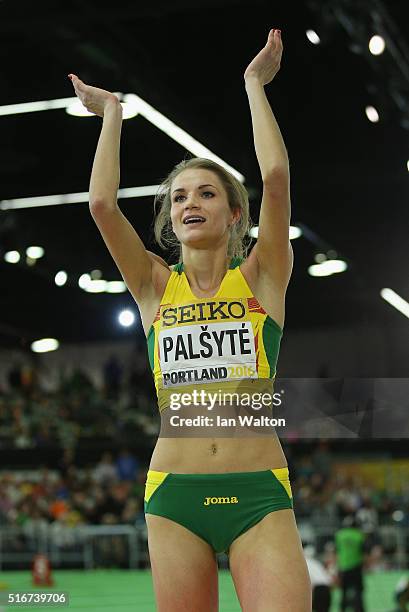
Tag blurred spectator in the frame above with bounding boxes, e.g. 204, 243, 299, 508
335, 515, 366, 612
49, 499, 69, 521
304, 544, 332, 612
116, 448, 139, 482
366, 544, 388, 572
103, 354, 123, 401
93, 452, 118, 487
61, 368, 95, 402
8, 362, 23, 391
392, 576, 409, 612
58, 448, 76, 480
121, 498, 141, 524
14, 424, 33, 448
311, 440, 332, 482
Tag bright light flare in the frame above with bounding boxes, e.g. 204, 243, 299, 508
306, 30, 320, 45
249, 225, 302, 240
369, 35, 385, 56
55, 271, 68, 286
4, 250, 20, 263
118, 310, 135, 327
365, 106, 379, 123
65, 100, 95, 117
308, 259, 347, 277
26, 246, 44, 259
31, 338, 59, 353
106, 281, 127, 293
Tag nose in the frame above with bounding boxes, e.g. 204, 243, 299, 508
184, 196, 199, 209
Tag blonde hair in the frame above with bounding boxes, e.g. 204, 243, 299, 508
153, 156, 253, 262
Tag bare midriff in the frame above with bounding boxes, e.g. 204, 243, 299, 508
149, 435, 287, 474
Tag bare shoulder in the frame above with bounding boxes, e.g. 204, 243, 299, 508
136, 252, 173, 336
239, 247, 286, 329
143, 250, 172, 297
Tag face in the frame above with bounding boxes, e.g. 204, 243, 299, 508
170, 168, 240, 250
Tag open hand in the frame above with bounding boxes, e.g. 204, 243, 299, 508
244, 29, 283, 85
68, 74, 120, 117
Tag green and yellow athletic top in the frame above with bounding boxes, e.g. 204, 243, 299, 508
146, 257, 283, 412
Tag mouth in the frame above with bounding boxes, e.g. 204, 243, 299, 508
183, 215, 206, 225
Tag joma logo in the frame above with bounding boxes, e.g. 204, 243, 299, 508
203, 496, 239, 506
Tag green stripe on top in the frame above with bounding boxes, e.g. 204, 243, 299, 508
262, 317, 283, 377
229, 256, 244, 269
147, 326, 155, 371
173, 262, 184, 274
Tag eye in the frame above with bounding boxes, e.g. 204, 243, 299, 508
173, 191, 214, 202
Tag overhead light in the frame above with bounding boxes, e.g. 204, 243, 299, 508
55, 271, 68, 286
365, 105, 379, 123
26, 246, 44, 259
0, 185, 161, 210
249, 225, 302, 240
289, 226, 302, 240
78, 273, 91, 290
31, 338, 59, 353
65, 100, 95, 117
106, 281, 127, 293
0, 97, 76, 116
306, 30, 320, 45
369, 35, 385, 56
308, 259, 347, 277
121, 99, 139, 119
118, 309, 135, 327
381, 288, 409, 319
4, 250, 20, 263
84, 280, 107, 293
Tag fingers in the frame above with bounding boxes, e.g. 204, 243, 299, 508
68, 73, 85, 93
267, 29, 282, 46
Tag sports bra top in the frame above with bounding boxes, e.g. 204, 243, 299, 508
146, 256, 283, 412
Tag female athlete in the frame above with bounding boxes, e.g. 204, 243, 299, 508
69, 27, 311, 612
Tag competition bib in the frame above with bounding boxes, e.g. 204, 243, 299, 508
158, 299, 258, 388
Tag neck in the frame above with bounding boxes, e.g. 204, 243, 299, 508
181, 247, 230, 292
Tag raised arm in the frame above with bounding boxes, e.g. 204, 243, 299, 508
68, 74, 168, 308
243, 29, 293, 290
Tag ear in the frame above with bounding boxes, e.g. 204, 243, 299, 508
230, 206, 241, 226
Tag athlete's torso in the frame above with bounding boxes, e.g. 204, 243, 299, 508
139, 250, 288, 473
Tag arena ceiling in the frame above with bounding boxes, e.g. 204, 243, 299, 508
0, 0, 408, 350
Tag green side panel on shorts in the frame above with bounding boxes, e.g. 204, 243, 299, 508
147, 325, 155, 372
262, 317, 283, 378
144, 469, 293, 554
